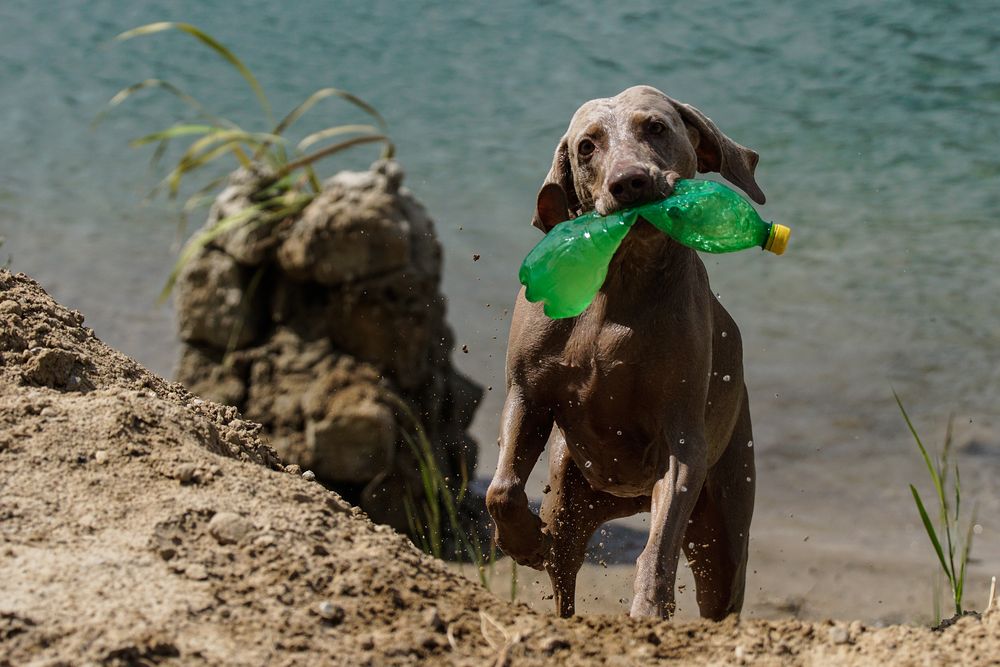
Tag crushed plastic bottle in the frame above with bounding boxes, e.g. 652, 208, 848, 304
636, 180, 789, 255
519, 179, 789, 319
518, 208, 638, 319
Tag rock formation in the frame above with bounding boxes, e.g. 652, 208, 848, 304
173, 160, 481, 535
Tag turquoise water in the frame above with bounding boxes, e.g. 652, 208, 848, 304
2, 0, 1000, 470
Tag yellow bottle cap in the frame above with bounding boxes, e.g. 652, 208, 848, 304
765, 223, 791, 255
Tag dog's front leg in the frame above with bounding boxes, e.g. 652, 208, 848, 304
486, 386, 552, 570
630, 432, 708, 618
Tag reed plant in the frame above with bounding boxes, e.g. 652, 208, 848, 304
95, 22, 393, 298
894, 391, 977, 619
390, 396, 518, 600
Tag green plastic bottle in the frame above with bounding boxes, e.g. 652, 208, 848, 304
519, 179, 789, 319
636, 179, 789, 255
518, 208, 639, 319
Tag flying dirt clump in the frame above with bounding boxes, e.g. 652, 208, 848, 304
172, 159, 482, 534
2, 270, 999, 666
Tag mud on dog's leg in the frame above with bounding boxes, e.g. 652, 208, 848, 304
630, 432, 707, 618
486, 387, 552, 570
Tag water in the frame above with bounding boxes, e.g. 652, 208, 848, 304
2, 0, 1000, 486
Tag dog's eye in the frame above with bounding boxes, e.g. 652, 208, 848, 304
648, 120, 667, 135
577, 139, 595, 157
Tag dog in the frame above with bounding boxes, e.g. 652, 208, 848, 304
486, 85, 765, 619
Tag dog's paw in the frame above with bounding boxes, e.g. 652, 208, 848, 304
494, 523, 551, 571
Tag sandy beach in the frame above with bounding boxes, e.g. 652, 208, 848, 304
3, 269, 999, 665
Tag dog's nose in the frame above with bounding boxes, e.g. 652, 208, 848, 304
608, 168, 654, 206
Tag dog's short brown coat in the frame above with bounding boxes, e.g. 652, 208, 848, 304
486, 85, 764, 619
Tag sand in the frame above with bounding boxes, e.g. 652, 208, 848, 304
2, 268, 998, 666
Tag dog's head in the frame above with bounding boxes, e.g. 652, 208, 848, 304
532, 85, 766, 232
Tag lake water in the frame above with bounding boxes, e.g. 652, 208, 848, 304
2, 0, 1000, 494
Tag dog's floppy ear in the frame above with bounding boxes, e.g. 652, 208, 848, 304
671, 100, 766, 205
535, 183, 570, 233
531, 136, 581, 232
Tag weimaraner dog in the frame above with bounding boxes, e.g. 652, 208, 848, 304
486, 85, 765, 619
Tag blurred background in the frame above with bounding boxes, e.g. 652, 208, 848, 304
1, 0, 998, 621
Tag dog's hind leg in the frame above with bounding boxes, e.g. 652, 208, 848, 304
542, 433, 647, 618
682, 390, 755, 620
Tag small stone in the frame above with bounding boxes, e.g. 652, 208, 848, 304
253, 533, 276, 548
317, 601, 345, 625
829, 625, 850, 645
208, 512, 254, 545
186, 564, 209, 580
176, 464, 199, 484
422, 606, 445, 632
0, 300, 21, 315
302, 470, 316, 482
541, 636, 570, 653
93, 450, 109, 464
461, 345, 469, 353
472, 254, 480, 261
285, 464, 302, 475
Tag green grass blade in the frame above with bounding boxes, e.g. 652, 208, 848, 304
910, 484, 952, 582
129, 123, 222, 147
115, 22, 273, 124
164, 142, 239, 197
93, 79, 209, 127
163, 131, 285, 197
277, 134, 393, 178
149, 138, 170, 170
271, 87, 388, 138
297, 124, 384, 151
159, 192, 312, 299
953, 464, 961, 525
160, 203, 264, 300
894, 390, 947, 512
956, 505, 978, 613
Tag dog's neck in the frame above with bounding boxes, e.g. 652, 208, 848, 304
561, 222, 693, 366
602, 220, 695, 300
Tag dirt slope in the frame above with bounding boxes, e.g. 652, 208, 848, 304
1, 269, 997, 666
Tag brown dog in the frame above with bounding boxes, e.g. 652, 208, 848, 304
486, 85, 765, 619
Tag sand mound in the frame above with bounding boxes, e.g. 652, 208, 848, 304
1, 269, 996, 666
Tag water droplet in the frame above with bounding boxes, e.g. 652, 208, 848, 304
747, 440, 753, 448
585, 460, 592, 468
680, 485, 688, 492
722, 374, 731, 382
746, 476, 752, 482
679, 438, 685, 444
688, 542, 695, 549
616, 430, 622, 436
721, 331, 727, 338
973, 524, 983, 535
